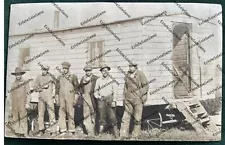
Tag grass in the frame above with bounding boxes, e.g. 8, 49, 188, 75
5, 97, 222, 141
200, 97, 222, 115
5, 127, 221, 141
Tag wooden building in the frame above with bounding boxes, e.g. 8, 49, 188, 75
6, 12, 222, 108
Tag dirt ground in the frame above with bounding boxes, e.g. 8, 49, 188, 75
5, 126, 221, 141
5, 97, 222, 141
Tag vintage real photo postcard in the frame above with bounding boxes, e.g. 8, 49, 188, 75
5, 2, 222, 141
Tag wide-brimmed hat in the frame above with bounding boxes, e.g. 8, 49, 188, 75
11, 67, 26, 76
62, 62, 71, 69
83, 65, 92, 71
100, 64, 111, 71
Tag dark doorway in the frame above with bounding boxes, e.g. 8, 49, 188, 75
172, 22, 192, 98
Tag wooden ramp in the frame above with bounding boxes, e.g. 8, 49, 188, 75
175, 98, 218, 135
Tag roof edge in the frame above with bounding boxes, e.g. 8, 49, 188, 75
9, 12, 216, 37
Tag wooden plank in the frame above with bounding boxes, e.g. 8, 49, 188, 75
175, 101, 208, 134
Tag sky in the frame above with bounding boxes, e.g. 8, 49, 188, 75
9, 2, 222, 35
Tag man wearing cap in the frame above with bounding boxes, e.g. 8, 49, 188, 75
8, 67, 31, 137
34, 65, 57, 136
120, 63, 149, 138
80, 65, 99, 136
55, 62, 79, 136
94, 64, 119, 138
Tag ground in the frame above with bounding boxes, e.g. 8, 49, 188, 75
5, 126, 221, 141
5, 97, 222, 141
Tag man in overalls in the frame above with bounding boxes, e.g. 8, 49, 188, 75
55, 62, 79, 136
80, 65, 99, 136
35, 65, 57, 136
120, 63, 149, 138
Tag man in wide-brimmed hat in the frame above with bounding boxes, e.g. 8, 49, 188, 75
120, 62, 149, 139
55, 61, 79, 136
94, 64, 119, 138
80, 64, 99, 136
9, 67, 31, 137
34, 64, 57, 136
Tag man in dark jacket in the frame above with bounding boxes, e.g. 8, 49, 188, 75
55, 62, 79, 136
80, 64, 99, 136
120, 63, 149, 138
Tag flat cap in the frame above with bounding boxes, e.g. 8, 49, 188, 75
61, 62, 71, 69
41, 65, 50, 71
129, 62, 138, 67
83, 64, 92, 71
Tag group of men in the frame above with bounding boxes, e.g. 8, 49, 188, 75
7, 61, 149, 139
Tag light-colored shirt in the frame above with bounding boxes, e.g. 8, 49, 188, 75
35, 74, 55, 98
94, 76, 117, 102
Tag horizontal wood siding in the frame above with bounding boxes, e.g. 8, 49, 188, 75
6, 14, 221, 107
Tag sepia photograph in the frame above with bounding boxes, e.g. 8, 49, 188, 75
5, 2, 222, 141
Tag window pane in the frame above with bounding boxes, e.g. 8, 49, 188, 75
90, 42, 95, 61
88, 41, 104, 67
97, 41, 103, 66
19, 48, 30, 69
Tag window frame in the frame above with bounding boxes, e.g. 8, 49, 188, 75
19, 47, 30, 70
54, 10, 60, 28
87, 40, 104, 69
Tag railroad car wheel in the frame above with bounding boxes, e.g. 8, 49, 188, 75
145, 112, 162, 130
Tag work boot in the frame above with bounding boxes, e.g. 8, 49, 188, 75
36, 130, 44, 137
50, 132, 57, 137
60, 131, 66, 136
119, 129, 130, 139
99, 125, 104, 134
113, 126, 119, 138
68, 132, 74, 136
18, 133, 25, 137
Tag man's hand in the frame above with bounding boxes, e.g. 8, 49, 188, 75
96, 96, 102, 100
9, 106, 12, 113
84, 76, 90, 83
99, 96, 105, 101
73, 94, 79, 106
111, 101, 116, 108
142, 94, 148, 104
25, 103, 30, 110
55, 95, 60, 106
35, 86, 42, 92
42, 84, 49, 89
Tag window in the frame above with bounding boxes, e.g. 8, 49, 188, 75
88, 41, 104, 68
19, 47, 30, 70
54, 11, 60, 28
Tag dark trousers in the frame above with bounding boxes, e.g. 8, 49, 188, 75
98, 95, 117, 127
120, 99, 143, 137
